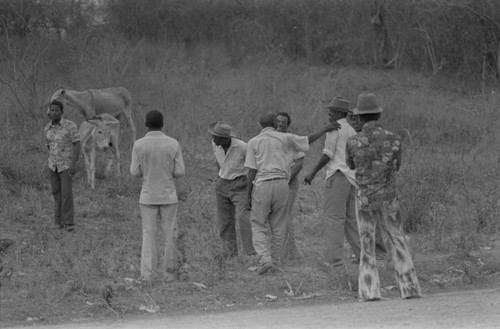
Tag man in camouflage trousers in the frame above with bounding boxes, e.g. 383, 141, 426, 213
346, 93, 421, 301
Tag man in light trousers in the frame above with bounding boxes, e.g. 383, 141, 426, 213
245, 112, 339, 275
130, 110, 185, 282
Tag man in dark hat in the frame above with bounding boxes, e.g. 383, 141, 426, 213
245, 112, 339, 275
45, 99, 81, 232
130, 110, 185, 282
208, 121, 255, 257
346, 93, 421, 301
304, 96, 360, 268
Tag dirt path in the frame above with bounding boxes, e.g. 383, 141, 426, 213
10, 287, 500, 329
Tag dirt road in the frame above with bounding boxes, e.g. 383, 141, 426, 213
8, 288, 500, 329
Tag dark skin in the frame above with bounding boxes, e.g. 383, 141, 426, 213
246, 112, 341, 209
304, 108, 347, 184
47, 104, 81, 176
212, 135, 231, 173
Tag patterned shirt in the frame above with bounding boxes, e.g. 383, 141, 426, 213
212, 138, 248, 180
130, 131, 185, 205
346, 121, 402, 209
245, 127, 309, 185
44, 118, 80, 172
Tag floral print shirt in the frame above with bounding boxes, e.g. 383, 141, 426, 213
346, 121, 402, 209
45, 118, 80, 172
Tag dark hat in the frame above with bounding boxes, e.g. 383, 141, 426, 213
325, 96, 351, 113
352, 93, 383, 115
145, 110, 164, 128
208, 121, 235, 138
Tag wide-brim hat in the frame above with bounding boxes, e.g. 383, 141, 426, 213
352, 93, 383, 115
208, 121, 235, 138
325, 96, 351, 113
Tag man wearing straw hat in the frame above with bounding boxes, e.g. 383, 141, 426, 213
304, 96, 360, 268
346, 93, 422, 301
208, 121, 255, 257
245, 113, 340, 275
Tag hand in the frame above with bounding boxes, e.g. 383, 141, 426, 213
324, 121, 341, 132
304, 173, 315, 185
68, 167, 77, 176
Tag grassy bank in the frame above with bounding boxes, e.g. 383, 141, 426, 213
1, 47, 499, 325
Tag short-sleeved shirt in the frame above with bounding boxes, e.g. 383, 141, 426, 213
346, 121, 402, 210
44, 118, 80, 172
322, 118, 357, 186
245, 127, 309, 185
212, 138, 248, 180
130, 131, 185, 205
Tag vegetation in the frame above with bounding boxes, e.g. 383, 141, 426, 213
1, 0, 499, 326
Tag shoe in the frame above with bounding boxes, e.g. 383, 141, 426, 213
257, 262, 274, 275
165, 271, 177, 282
64, 224, 75, 232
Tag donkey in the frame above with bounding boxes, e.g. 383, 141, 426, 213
50, 87, 136, 144
79, 114, 121, 189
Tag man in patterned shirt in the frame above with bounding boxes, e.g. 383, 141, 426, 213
45, 100, 81, 232
346, 93, 421, 301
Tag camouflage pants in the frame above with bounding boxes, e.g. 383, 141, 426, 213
356, 198, 422, 300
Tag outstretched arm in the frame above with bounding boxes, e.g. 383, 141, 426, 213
246, 168, 257, 210
307, 121, 340, 144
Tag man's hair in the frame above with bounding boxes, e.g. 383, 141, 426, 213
276, 112, 291, 125
260, 112, 276, 128
50, 100, 64, 111
358, 113, 381, 123
145, 110, 164, 129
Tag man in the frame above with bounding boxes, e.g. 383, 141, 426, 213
275, 112, 304, 260
245, 112, 339, 275
209, 121, 255, 257
130, 110, 185, 282
304, 96, 360, 267
45, 99, 81, 232
346, 93, 421, 301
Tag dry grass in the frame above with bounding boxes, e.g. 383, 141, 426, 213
1, 43, 500, 326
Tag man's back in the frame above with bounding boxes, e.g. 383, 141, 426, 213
245, 127, 308, 184
130, 131, 185, 205
346, 121, 401, 209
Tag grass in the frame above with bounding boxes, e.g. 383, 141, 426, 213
1, 45, 500, 326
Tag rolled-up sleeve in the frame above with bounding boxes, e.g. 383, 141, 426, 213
288, 134, 309, 153
322, 131, 338, 159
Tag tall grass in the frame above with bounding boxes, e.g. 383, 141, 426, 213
0, 38, 499, 323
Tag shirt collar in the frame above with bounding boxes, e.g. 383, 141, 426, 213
145, 130, 165, 137
361, 121, 382, 133
260, 127, 276, 134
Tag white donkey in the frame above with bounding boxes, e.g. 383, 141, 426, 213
50, 87, 136, 143
79, 114, 121, 189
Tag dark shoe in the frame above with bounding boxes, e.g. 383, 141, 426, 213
257, 262, 274, 275
64, 224, 75, 232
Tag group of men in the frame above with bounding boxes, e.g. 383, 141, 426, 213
45, 92, 421, 301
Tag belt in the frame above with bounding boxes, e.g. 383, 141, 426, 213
262, 177, 286, 182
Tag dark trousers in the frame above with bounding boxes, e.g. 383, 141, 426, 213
49, 168, 74, 226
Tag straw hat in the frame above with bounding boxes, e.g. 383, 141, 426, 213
325, 96, 351, 113
208, 121, 235, 138
352, 93, 383, 115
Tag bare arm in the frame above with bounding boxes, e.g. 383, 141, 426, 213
307, 121, 340, 144
289, 157, 304, 182
246, 168, 257, 210
304, 154, 330, 185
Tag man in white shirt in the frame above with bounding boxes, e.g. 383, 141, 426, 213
209, 121, 255, 257
130, 110, 185, 282
246, 112, 339, 275
304, 96, 360, 267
